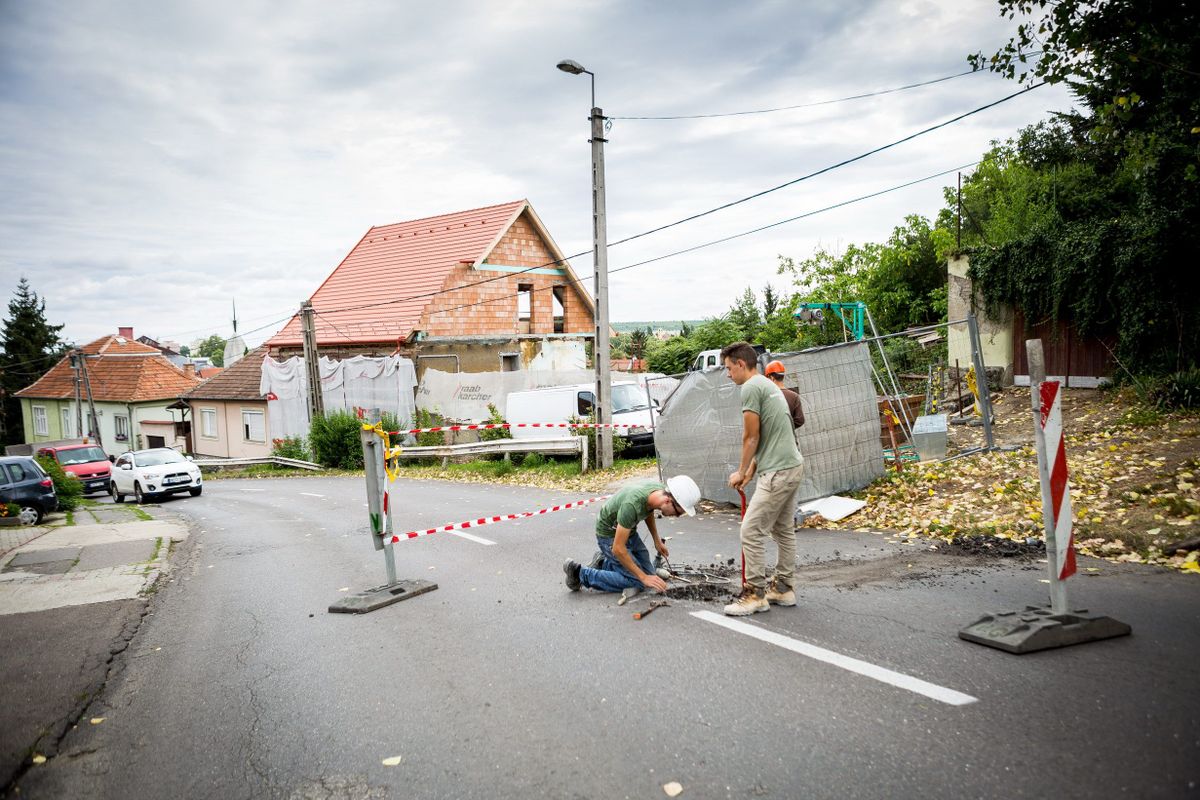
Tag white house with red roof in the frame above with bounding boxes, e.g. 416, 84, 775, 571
267, 200, 596, 378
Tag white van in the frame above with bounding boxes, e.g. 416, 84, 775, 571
505, 381, 658, 454
691, 349, 722, 371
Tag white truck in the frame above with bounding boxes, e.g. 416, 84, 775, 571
505, 381, 658, 455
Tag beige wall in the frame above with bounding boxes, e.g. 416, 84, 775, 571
947, 254, 1014, 385
192, 400, 272, 459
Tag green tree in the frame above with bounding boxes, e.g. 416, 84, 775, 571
193, 334, 226, 367
726, 287, 762, 341
965, 0, 1200, 372
0, 278, 66, 446
629, 328, 649, 360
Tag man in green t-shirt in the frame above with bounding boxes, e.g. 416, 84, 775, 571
564, 475, 701, 595
721, 341, 805, 616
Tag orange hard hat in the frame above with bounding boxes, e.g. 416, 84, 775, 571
764, 360, 785, 376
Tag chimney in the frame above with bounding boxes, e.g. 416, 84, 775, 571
118, 326, 133, 339
184, 363, 196, 377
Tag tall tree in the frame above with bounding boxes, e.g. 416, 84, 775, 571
629, 328, 649, 360
967, 0, 1200, 371
0, 278, 66, 445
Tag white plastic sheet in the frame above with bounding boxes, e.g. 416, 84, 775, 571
260, 354, 417, 440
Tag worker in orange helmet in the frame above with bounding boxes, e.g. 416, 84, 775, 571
764, 360, 805, 432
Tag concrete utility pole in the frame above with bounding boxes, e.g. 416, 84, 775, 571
80, 355, 102, 447
557, 58, 612, 468
300, 300, 324, 421
71, 351, 83, 438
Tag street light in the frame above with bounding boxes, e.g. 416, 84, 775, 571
558, 58, 613, 468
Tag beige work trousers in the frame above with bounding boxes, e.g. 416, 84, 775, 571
740, 463, 804, 591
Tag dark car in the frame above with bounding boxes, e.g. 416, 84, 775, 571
0, 455, 58, 525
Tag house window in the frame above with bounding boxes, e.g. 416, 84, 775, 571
32, 405, 48, 436
517, 284, 532, 332
242, 409, 265, 443
200, 408, 217, 439
500, 353, 520, 372
114, 414, 129, 441
552, 286, 566, 334
61, 407, 72, 438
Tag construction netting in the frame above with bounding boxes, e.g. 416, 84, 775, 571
654, 343, 883, 506
260, 354, 418, 440
416, 369, 679, 421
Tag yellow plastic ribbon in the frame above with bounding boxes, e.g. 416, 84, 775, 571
363, 422, 402, 480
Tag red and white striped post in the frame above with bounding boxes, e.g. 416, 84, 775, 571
1028, 341, 1077, 614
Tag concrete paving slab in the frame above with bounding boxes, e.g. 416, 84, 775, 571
6, 547, 81, 567
18, 520, 188, 551
0, 573, 148, 615
7, 560, 76, 576
75, 540, 158, 572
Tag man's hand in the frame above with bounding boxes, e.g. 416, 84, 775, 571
641, 573, 668, 593
728, 470, 746, 490
655, 541, 670, 559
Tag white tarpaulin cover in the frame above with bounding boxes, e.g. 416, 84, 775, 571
260, 354, 417, 440
416, 369, 679, 421
655, 343, 883, 505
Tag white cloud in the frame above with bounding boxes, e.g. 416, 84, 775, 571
0, 0, 1074, 346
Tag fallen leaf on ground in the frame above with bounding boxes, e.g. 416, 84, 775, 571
89, 717, 105, 725
663, 782, 683, 797
381, 755, 403, 766
31, 754, 46, 764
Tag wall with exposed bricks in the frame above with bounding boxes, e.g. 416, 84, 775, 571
421, 213, 593, 337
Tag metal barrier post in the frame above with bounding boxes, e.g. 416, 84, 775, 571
958, 339, 1129, 653
328, 420, 437, 613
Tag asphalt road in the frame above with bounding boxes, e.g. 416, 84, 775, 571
14, 475, 1200, 799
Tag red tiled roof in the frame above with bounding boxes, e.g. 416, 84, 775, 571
266, 200, 530, 348
196, 367, 223, 379
16, 334, 203, 402
183, 347, 268, 401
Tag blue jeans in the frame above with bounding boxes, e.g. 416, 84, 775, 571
579, 531, 654, 593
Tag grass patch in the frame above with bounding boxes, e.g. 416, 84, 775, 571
65, 510, 75, 526
202, 465, 359, 480
129, 506, 153, 522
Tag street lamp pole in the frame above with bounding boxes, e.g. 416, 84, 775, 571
558, 59, 613, 468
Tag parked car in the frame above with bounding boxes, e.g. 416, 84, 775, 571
505, 381, 659, 455
110, 448, 203, 504
36, 442, 112, 495
0, 455, 58, 525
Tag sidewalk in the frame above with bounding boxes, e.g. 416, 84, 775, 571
0, 501, 190, 790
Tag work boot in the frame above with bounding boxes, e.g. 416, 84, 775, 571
765, 580, 796, 607
564, 559, 582, 592
723, 586, 769, 616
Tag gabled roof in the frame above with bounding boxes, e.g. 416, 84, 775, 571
16, 335, 202, 402
266, 199, 588, 348
183, 347, 267, 401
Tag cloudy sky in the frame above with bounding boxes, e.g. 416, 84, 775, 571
0, 0, 1074, 350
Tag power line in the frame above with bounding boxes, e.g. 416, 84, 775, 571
424, 161, 978, 320
315, 85, 1040, 324
611, 68, 985, 120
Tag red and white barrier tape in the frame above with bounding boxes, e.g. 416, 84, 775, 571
390, 494, 612, 543
390, 422, 643, 435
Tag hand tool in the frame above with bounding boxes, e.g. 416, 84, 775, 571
633, 599, 669, 620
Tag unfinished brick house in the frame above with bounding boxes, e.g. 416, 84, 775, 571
267, 200, 595, 379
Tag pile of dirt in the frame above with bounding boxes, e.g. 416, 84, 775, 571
941, 534, 1045, 559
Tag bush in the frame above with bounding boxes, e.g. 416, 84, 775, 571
271, 436, 310, 460
478, 404, 512, 442
1, 502, 20, 518
412, 407, 446, 447
569, 414, 629, 469
1150, 368, 1200, 410
308, 410, 365, 470
36, 454, 83, 512
520, 452, 547, 468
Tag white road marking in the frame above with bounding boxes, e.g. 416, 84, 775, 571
299, 492, 324, 498
691, 611, 977, 706
450, 530, 497, 546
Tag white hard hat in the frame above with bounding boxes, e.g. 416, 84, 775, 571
665, 475, 701, 516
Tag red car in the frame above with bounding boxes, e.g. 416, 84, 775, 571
36, 443, 113, 495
